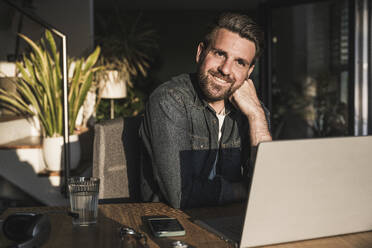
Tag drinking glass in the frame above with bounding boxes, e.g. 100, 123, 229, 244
68, 177, 100, 226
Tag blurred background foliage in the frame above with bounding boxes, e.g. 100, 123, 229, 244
94, 9, 159, 121
272, 71, 348, 139
95, 86, 146, 120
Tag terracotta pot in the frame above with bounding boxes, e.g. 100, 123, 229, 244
42, 135, 81, 171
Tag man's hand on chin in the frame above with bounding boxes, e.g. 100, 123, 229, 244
230, 79, 262, 117
230, 79, 272, 146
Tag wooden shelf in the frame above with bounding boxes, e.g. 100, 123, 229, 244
0, 115, 30, 123
0, 136, 42, 149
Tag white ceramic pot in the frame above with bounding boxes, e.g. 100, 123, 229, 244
42, 135, 81, 171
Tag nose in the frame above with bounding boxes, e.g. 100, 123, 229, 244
217, 60, 232, 76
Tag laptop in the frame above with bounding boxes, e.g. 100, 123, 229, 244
195, 136, 372, 248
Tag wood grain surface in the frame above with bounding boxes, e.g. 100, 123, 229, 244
1, 202, 372, 248
0, 203, 233, 248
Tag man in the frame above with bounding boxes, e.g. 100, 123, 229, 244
140, 12, 272, 209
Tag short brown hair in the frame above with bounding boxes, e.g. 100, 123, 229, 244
203, 12, 264, 65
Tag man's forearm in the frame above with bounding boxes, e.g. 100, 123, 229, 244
247, 109, 272, 146
230, 79, 272, 146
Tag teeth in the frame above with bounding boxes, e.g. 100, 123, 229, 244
213, 76, 227, 84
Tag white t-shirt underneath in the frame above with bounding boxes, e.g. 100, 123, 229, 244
208, 111, 226, 180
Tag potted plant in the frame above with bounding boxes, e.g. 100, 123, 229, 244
0, 30, 101, 171
95, 12, 158, 119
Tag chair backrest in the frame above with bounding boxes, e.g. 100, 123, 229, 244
92, 116, 142, 202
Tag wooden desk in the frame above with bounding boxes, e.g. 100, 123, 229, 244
1, 202, 231, 248
1, 202, 372, 248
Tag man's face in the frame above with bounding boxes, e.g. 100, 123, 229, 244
196, 28, 256, 102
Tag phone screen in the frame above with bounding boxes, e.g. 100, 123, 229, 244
147, 217, 185, 237
149, 218, 184, 232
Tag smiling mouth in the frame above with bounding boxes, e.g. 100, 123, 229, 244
208, 70, 234, 85
212, 75, 229, 85
209, 73, 233, 86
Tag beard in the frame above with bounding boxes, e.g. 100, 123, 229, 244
197, 64, 236, 102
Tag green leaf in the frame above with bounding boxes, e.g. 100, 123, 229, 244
81, 46, 100, 74
4, 30, 101, 137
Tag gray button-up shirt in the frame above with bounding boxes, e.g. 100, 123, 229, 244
140, 73, 270, 209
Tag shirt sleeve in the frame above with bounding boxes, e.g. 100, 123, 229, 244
140, 88, 222, 208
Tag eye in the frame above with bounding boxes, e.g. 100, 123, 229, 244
214, 50, 225, 58
236, 59, 247, 67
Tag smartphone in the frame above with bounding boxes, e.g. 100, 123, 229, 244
146, 216, 186, 237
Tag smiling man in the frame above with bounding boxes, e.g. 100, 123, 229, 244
139, 13, 272, 209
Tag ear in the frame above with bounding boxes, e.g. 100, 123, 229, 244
196, 42, 205, 63
247, 65, 255, 79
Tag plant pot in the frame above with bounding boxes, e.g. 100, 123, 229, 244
42, 135, 81, 171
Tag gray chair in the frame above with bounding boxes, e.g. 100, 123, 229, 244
92, 116, 142, 203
